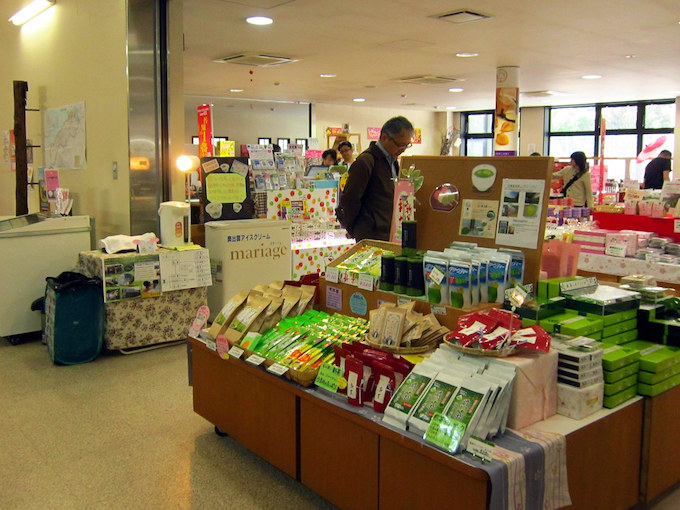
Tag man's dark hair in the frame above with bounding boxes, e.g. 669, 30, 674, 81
660, 150, 672, 158
381, 116, 415, 137
338, 141, 352, 151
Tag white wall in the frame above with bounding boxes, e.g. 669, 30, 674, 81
519, 107, 545, 156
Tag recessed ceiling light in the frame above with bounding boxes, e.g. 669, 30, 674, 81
449, 88, 464, 93
624, 54, 636, 59
581, 74, 602, 80
353, 98, 366, 102
246, 16, 273, 25
446, 106, 457, 110
319, 73, 336, 78
229, 89, 244, 92
456, 52, 478, 58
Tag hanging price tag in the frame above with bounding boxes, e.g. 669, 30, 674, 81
431, 305, 446, 316
358, 273, 374, 291
466, 436, 495, 463
428, 266, 446, 285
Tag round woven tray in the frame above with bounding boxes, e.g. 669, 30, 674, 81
443, 339, 517, 357
364, 336, 439, 355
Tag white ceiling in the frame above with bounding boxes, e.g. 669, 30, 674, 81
183, 0, 680, 112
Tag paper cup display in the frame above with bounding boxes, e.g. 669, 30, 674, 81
471, 164, 497, 192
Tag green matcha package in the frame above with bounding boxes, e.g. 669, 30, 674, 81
423, 255, 449, 305
486, 253, 510, 304
446, 259, 472, 309
383, 365, 438, 430
440, 378, 491, 452
499, 248, 525, 287
408, 372, 462, 434
602, 345, 641, 371
604, 373, 638, 396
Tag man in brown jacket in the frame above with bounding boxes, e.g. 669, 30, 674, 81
336, 116, 414, 241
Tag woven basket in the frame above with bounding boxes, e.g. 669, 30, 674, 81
364, 335, 440, 355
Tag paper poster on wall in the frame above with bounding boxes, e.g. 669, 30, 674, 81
102, 254, 160, 303
495, 179, 545, 249
390, 180, 415, 243
44, 102, 87, 169
413, 128, 422, 144
367, 127, 381, 140
459, 199, 499, 238
200, 156, 254, 221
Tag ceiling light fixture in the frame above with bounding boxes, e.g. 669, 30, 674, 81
449, 88, 464, 93
229, 89, 244, 92
319, 74, 336, 78
446, 106, 457, 110
581, 74, 602, 80
456, 52, 478, 58
9, 0, 55, 26
624, 54, 636, 59
246, 16, 273, 26
353, 98, 366, 102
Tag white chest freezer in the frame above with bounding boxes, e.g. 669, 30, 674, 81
205, 219, 291, 320
0, 214, 93, 339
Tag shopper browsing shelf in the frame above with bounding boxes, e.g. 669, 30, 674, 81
336, 116, 415, 241
552, 151, 594, 208
642, 150, 672, 189
337, 141, 356, 167
322, 149, 338, 166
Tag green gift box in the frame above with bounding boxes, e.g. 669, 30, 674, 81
623, 341, 680, 373
602, 345, 640, 372
539, 311, 579, 334
637, 373, 680, 397
602, 318, 637, 338
603, 385, 638, 409
587, 308, 638, 326
537, 276, 583, 300
604, 373, 638, 396
601, 328, 637, 346
554, 316, 604, 337
603, 361, 639, 384
638, 362, 680, 385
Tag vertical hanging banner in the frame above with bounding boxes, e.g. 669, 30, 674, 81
494, 66, 519, 156
197, 104, 214, 158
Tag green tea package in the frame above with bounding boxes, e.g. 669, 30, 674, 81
225, 293, 272, 344
499, 249, 525, 287
486, 253, 511, 303
207, 289, 249, 340
440, 377, 492, 452
280, 285, 303, 318
423, 254, 449, 305
258, 295, 285, 333
383, 364, 439, 430
294, 284, 317, 317
408, 372, 463, 434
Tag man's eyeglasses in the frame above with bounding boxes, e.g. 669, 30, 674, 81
388, 135, 412, 150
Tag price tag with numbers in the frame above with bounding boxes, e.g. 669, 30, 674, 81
325, 266, 339, 283
358, 273, 374, 291
245, 353, 266, 366
314, 362, 343, 392
228, 345, 244, 359
267, 363, 289, 376
466, 436, 495, 463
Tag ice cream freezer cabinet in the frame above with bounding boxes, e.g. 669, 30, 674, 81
0, 214, 93, 342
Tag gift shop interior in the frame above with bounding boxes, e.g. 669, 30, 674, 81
2, 1, 680, 509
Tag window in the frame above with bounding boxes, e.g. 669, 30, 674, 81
277, 138, 290, 151
547, 100, 675, 182
258, 137, 272, 145
192, 136, 228, 145
461, 111, 494, 156
295, 138, 307, 152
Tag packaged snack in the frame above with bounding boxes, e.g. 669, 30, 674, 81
380, 307, 407, 347
258, 296, 284, 333
280, 285, 303, 318
373, 362, 397, 413
383, 365, 438, 430
408, 371, 462, 433
486, 253, 511, 303
346, 356, 364, 407
295, 285, 316, 316
423, 255, 449, 305
225, 293, 272, 344
207, 290, 248, 340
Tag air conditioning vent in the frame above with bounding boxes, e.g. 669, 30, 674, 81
522, 90, 567, 97
436, 10, 490, 24
396, 75, 459, 85
213, 53, 298, 67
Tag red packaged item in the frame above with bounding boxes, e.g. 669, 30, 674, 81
448, 313, 498, 347
384, 358, 413, 388
345, 356, 364, 407
355, 353, 377, 403
487, 308, 521, 329
508, 325, 552, 352
479, 326, 511, 350
457, 312, 498, 331
372, 361, 396, 413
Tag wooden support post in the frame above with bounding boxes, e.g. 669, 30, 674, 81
13, 80, 29, 216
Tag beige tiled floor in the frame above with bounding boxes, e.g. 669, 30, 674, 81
1, 338, 678, 510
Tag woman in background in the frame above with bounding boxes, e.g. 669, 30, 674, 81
322, 149, 338, 166
552, 151, 594, 208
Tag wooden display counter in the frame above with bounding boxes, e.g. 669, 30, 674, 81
189, 338, 658, 510
640, 383, 680, 504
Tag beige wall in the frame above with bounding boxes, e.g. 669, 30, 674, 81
313, 104, 441, 156
0, 1, 129, 237
168, 1, 187, 203
519, 107, 545, 156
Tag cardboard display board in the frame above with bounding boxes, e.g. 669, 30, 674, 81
401, 156, 554, 285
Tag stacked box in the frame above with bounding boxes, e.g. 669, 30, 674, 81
601, 344, 641, 408
623, 341, 680, 397
553, 339, 604, 419
588, 309, 638, 345
537, 276, 583, 300
553, 315, 604, 338
538, 311, 580, 334
505, 296, 566, 321
604, 232, 637, 258
563, 285, 641, 316
572, 229, 615, 255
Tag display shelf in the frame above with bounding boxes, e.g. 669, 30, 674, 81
592, 212, 680, 243
577, 252, 680, 293
188, 338, 661, 510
